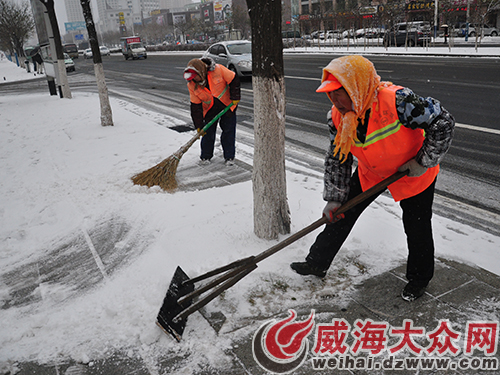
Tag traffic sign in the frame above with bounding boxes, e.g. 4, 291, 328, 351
65, 21, 86, 31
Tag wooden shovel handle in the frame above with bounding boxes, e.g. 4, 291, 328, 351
252, 169, 409, 264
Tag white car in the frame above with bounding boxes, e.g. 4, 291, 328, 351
456, 23, 499, 37
341, 29, 355, 39
83, 48, 93, 59
202, 40, 252, 77
326, 30, 342, 39
355, 28, 384, 38
63, 53, 75, 72
99, 46, 110, 56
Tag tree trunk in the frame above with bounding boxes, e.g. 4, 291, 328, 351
80, 0, 113, 126
246, 0, 290, 240
94, 63, 113, 126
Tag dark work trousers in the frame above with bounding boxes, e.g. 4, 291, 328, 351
306, 169, 437, 286
200, 110, 236, 161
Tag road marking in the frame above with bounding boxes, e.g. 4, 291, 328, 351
285, 75, 320, 81
455, 122, 500, 135
123, 72, 173, 81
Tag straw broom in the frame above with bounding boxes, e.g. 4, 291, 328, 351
132, 103, 233, 192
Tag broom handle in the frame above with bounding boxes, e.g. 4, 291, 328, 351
201, 103, 233, 133
176, 103, 234, 156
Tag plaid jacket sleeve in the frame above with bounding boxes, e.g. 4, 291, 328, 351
324, 111, 353, 203
395, 88, 455, 168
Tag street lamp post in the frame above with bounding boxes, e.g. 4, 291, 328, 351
465, 0, 470, 41
129, 6, 135, 36
434, 0, 438, 43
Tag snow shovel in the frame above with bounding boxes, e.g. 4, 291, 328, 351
156, 170, 409, 341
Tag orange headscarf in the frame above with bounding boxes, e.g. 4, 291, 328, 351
320, 55, 392, 162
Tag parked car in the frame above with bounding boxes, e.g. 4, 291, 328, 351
99, 46, 110, 56
317, 30, 339, 40
63, 53, 75, 72
383, 22, 431, 46
357, 27, 385, 38
341, 29, 356, 39
282, 30, 301, 39
472, 24, 498, 36
455, 23, 499, 37
355, 28, 366, 38
202, 40, 252, 77
326, 30, 342, 39
83, 48, 93, 59
310, 30, 321, 39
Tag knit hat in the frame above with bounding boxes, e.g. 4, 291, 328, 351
320, 55, 391, 162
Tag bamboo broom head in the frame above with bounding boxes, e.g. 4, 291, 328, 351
131, 128, 204, 192
131, 153, 181, 192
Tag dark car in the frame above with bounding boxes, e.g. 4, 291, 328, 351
384, 22, 431, 47
63, 43, 79, 59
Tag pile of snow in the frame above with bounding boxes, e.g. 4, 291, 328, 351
0, 56, 498, 370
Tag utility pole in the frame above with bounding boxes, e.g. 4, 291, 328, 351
37, 0, 72, 98
434, 0, 438, 44
465, 0, 470, 41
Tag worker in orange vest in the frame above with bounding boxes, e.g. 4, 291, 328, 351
184, 57, 240, 165
291, 55, 455, 301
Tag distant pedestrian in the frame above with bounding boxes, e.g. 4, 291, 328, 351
184, 57, 240, 165
290, 55, 455, 301
32, 52, 43, 74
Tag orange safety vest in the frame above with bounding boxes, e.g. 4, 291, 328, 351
187, 64, 236, 116
331, 85, 439, 202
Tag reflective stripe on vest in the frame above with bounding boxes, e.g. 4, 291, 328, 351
355, 119, 402, 147
217, 84, 228, 100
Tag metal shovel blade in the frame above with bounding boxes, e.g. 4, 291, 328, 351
156, 266, 194, 342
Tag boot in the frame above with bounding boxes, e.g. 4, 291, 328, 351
290, 262, 327, 278
401, 281, 427, 301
